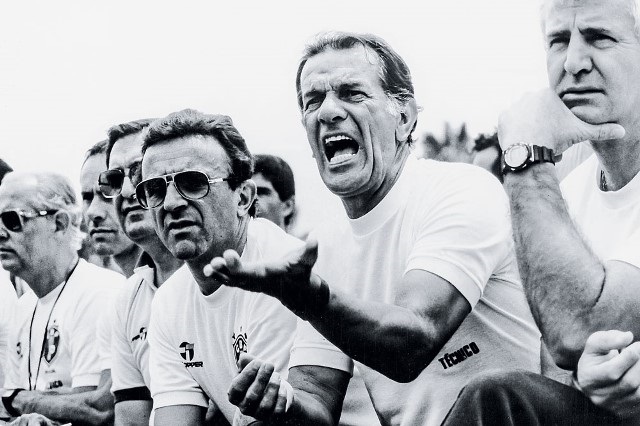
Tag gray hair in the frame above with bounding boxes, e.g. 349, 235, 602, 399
540, 0, 640, 40
2, 172, 84, 250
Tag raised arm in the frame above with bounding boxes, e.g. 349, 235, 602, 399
499, 89, 640, 368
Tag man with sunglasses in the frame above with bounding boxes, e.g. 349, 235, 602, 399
0, 171, 126, 425
97, 118, 183, 426
81, 140, 142, 278
137, 109, 300, 425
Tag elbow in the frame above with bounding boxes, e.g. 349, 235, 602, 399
378, 344, 432, 383
545, 332, 586, 370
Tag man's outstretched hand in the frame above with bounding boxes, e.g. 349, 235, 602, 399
203, 237, 328, 318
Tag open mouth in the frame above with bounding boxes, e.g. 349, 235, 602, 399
324, 134, 360, 164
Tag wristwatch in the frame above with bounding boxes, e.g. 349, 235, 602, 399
502, 143, 555, 174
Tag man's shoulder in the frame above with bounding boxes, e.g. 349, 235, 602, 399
153, 264, 192, 304
247, 218, 305, 260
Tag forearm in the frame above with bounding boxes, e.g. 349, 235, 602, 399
13, 387, 112, 425
505, 164, 608, 366
297, 285, 440, 382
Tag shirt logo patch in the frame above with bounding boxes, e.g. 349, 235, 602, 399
179, 341, 203, 368
43, 321, 60, 364
438, 342, 481, 370
16, 341, 22, 359
232, 327, 248, 363
131, 327, 147, 343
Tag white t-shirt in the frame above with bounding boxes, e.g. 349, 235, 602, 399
0, 268, 18, 387
148, 219, 301, 423
561, 154, 640, 268
4, 259, 125, 391
111, 262, 157, 400
290, 157, 541, 426
96, 269, 129, 373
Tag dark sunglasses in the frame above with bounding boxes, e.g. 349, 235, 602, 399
135, 170, 229, 209
98, 163, 142, 198
0, 209, 58, 233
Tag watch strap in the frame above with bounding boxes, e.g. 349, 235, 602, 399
502, 144, 555, 175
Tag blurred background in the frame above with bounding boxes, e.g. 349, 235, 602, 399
0, 0, 548, 232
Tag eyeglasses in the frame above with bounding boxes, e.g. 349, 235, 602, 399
98, 162, 142, 198
0, 210, 58, 233
135, 170, 229, 209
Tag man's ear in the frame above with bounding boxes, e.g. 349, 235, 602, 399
395, 98, 418, 144
237, 179, 257, 218
283, 195, 295, 218
53, 211, 71, 233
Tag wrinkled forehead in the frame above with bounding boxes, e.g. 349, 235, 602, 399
0, 175, 39, 211
300, 46, 385, 93
109, 133, 144, 169
141, 136, 230, 178
541, 0, 637, 35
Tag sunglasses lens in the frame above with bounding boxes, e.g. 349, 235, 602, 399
137, 177, 166, 209
175, 171, 210, 200
1, 211, 22, 232
98, 170, 125, 197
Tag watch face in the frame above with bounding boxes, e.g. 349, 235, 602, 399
504, 145, 530, 168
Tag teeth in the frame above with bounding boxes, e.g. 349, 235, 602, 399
325, 135, 353, 144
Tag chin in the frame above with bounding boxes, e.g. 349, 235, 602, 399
171, 240, 200, 261
569, 106, 609, 125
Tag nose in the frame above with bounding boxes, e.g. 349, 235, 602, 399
86, 193, 108, 223
317, 93, 347, 125
564, 34, 593, 76
162, 181, 188, 212
121, 176, 136, 200
0, 227, 8, 240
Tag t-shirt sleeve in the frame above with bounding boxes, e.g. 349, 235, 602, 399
148, 292, 207, 409
610, 228, 640, 269
111, 281, 147, 396
288, 318, 354, 374
405, 169, 512, 307
3, 299, 24, 390
68, 287, 107, 388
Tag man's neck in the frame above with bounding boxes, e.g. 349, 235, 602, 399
25, 253, 79, 299
341, 149, 410, 219
592, 135, 640, 191
113, 244, 143, 278
142, 242, 183, 287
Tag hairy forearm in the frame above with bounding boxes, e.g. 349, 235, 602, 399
14, 387, 112, 425
298, 286, 441, 382
505, 164, 610, 367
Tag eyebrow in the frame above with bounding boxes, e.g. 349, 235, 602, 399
302, 80, 367, 97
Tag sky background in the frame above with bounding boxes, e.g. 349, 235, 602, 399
0, 0, 548, 229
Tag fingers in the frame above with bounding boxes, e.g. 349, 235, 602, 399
203, 256, 230, 279
300, 236, 319, 268
229, 358, 264, 405
237, 363, 274, 414
584, 330, 634, 356
238, 353, 257, 371
583, 122, 626, 142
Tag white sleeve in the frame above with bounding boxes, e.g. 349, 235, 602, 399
405, 170, 512, 307
288, 318, 354, 374
245, 294, 298, 377
3, 303, 24, 390
148, 293, 207, 409
68, 287, 108, 388
111, 282, 147, 394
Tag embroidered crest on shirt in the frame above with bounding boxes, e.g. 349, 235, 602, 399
232, 327, 248, 362
131, 327, 147, 343
43, 321, 60, 364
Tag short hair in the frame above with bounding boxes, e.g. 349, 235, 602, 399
142, 109, 255, 215
295, 31, 417, 143
254, 154, 295, 201
540, 0, 640, 39
2, 172, 84, 250
105, 118, 156, 166
82, 139, 109, 168
0, 159, 13, 184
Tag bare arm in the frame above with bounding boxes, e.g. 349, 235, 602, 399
206, 241, 470, 383
499, 89, 638, 369
115, 400, 152, 426
11, 370, 113, 426
504, 165, 640, 367
154, 405, 206, 426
